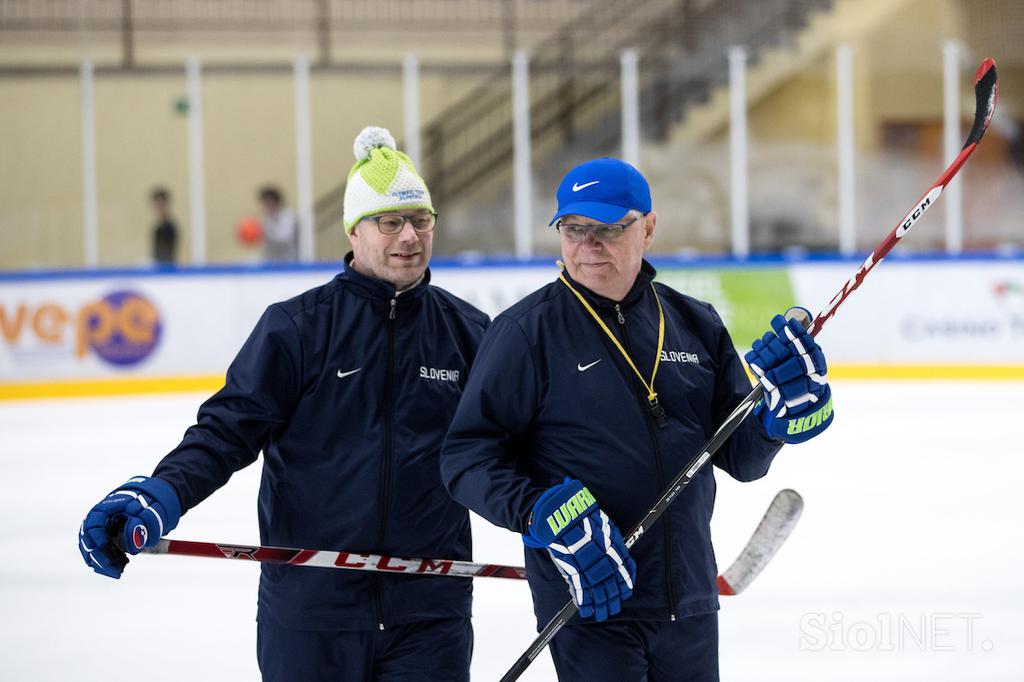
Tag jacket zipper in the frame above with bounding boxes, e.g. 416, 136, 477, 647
615, 303, 678, 621
374, 296, 398, 631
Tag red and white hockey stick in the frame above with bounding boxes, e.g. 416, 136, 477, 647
142, 490, 802, 592
499, 59, 998, 682
144, 539, 526, 579
809, 58, 998, 335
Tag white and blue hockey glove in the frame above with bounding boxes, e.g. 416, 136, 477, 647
746, 309, 834, 444
524, 478, 636, 622
78, 476, 180, 579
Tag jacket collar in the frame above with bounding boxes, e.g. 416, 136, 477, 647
560, 259, 657, 309
340, 252, 431, 304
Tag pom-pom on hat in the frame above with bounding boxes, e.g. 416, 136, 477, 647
342, 126, 434, 234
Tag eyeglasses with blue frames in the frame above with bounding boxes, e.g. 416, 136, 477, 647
363, 211, 437, 235
555, 214, 643, 243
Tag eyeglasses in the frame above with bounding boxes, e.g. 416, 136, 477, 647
555, 214, 642, 243
363, 212, 437, 235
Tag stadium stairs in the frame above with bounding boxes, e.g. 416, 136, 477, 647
313, 0, 920, 255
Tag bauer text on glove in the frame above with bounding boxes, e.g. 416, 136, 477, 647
745, 310, 834, 444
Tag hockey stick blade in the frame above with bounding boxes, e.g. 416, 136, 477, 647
717, 489, 803, 596
498, 59, 997, 682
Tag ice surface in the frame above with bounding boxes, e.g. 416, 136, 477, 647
1, 381, 1021, 680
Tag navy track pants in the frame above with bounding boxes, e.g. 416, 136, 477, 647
548, 612, 719, 682
257, 617, 472, 682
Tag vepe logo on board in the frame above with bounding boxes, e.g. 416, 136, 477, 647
0, 290, 162, 367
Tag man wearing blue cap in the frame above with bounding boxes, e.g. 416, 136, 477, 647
441, 158, 834, 680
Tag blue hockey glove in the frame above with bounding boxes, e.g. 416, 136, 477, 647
78, 476, 181, 579
745, 308, 834, 444
524, 478, 636, 622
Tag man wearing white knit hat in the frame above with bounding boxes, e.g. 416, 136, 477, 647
78, 127, 489, 681
343, 126, 438, 291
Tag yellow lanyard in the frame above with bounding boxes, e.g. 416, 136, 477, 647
558, 263, 668, 425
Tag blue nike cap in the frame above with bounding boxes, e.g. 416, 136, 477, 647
549, 157, 652, 226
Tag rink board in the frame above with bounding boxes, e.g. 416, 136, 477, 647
1, 256, 1023, 396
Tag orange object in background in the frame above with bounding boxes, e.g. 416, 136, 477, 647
236, 216, 263, 245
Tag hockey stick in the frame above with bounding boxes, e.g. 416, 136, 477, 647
143, 540, 526, 579
499, 58, 998, 682
139, 489, 801, 588
717, 488, 803, 595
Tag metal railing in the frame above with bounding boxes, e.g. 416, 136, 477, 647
2, 0, 835, 252
312, 0, 832, 236
0, 0, 594, 66
0, 0, 594, 31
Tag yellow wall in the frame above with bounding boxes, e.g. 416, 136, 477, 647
0, 63, 483, 269
2, 0, 1022, 269
0, 79, 83, 269
746, 0, 1024, 147
93, 76, 191, 266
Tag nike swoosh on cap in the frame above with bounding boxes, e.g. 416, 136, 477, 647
572, 181, 600, 192
337, 368, 362, 378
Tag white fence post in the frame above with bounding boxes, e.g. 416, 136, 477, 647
943, 40, 964, 255
403, 53, 422, 170
620, 48, 640, 169
186, 57, 206, 265
728, 46, 749, 258
837, 44, 856, 255
294, 56, 315, 262
80, 60, 98, 268
512, 50, 533, 259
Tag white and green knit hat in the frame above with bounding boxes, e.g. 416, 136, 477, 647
343, 126, 434, 234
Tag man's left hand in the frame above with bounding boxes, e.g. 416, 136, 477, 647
745, 309, 833, 444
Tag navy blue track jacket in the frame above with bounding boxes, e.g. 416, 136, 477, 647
153, 254, 489, 631
440, 260, 782, 627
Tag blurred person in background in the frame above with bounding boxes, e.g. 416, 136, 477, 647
150, 187, 179, 266
78, 127, 489, 681
258, 185, 300, 262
